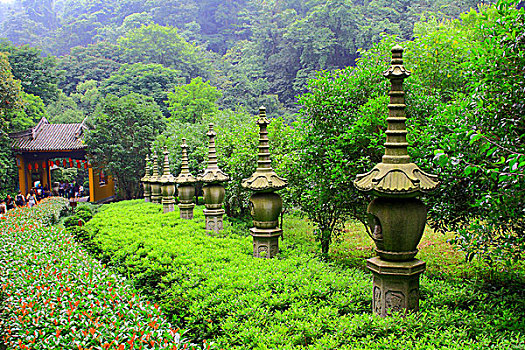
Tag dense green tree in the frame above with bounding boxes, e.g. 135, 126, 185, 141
167, 77, 221, 124
85, 93, 165, 199
4, 91, 48, 132
0, 40, 59, 103
70, 79, 103, 116
288, 38, 394, 257
0, 52, 22, 195
46, 90, 85, 124
117, 24, 210, 80
102, 63, 183, 117
56, 42, 122, 95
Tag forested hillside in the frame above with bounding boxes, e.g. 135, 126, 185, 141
0, 0, 484, 114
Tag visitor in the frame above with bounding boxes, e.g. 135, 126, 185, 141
36, 183, 43, 201
15, 191, 25, 207
65, 183, 71, 199
0, 200, 6, 215
5, 195, 14, 210
78, 184, 84, 197
26, 190, 37, 208
59, 182, 65, 197
43, 185, 50, 198
73, 182, 79, 198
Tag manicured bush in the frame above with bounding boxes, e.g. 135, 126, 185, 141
0, 198, 210, 349
85, 200, 525, 349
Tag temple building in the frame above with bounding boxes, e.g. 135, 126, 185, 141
9, 117, 115, 202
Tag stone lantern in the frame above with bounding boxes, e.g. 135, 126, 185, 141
141, 154, 152, 202
175, 138, 196, 219
354, 45, 439, 317
150, 152, 162, 204
197, 124, 230, 233
242, 106, 287, 259
159, 146, 176, 213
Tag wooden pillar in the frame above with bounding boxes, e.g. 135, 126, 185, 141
16, 155, 27, 195
88, 165, 95, 202
41, 160, 49, 189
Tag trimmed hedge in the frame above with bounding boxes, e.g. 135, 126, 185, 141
0, 198, 209, 350
84, 200, 525, 349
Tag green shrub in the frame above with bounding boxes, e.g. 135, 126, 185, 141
75, 208, 93, 222
84, 200, 525, 349
63, 215, 83, 228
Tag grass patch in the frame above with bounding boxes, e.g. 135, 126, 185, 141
83, 200, 525, 349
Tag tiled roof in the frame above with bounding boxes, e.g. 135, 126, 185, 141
10, 117, 87, 152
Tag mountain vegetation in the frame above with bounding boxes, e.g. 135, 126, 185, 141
1, 0, 523, 262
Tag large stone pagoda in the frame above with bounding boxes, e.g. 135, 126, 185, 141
354, 45, 439, 317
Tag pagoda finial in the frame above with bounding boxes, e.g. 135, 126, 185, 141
242, 106, 287, 191
144, 154, 150, 175
162, 146, 171, 176
354, 45, 438, 197
152, 152, 159, 177
197, 124, 229, 183
175, 138, 196, 184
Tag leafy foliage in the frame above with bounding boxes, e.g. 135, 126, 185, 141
83, 200, 525, 349
167, 77, 221, 124
85, 93, 165, 199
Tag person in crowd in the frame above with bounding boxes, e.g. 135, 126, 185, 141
43, 185, 50, 198
0, 200, 6, 215
15, 191, 25, 207
26, 190, 37, 208
5, 194, 14, 210
65, 182, 71, 199
59, 182, 65, 197
35, 184, 42, 201
73, 182, 79, 198
78, 184, 84, 197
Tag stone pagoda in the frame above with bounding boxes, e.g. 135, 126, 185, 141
141, 154, 152, 202
354, 45, 439, 316
242, 106, 287, 258
159, 146, 176, 213
197, 124, 230, 233
175, 138, 197, 219
149, 152, 162, 204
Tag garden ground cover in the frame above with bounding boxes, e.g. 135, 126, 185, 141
83, 200, 525, 349
0, 198, 209, 350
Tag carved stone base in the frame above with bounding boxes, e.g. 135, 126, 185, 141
250, 227, 282, 259
151, 195, 162, 204
204, 209, 225, 234
366, 257, 426, 317
162, 199, 175, 213
178, 203, 195, 219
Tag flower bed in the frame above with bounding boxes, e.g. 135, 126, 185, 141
0, 198, 208, 350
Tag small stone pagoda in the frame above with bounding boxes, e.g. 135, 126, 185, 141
175, 138, 197, 219
197, 124, 230, 233
159, 147, 176, 213
354, 45, 439, 317
141, 155, 152, 202
150, 152, 162, 204
242, 107, 287, 258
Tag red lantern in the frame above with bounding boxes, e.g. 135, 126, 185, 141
77, 161, 81, 169
42, 161, 47, 169
84, 162, 88, 169
63, 159, 67, 167
28, 164, 32, 171
34, 163, 38, 170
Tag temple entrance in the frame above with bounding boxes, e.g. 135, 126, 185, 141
9, 118, 115, 202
